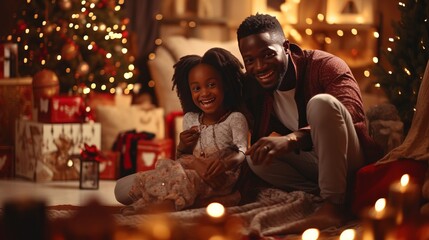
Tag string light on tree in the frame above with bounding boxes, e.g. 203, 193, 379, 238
9, 0, 136, 94
371, 0, 429, 134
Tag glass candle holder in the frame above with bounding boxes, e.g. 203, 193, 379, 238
388, 174, 421, 225
360, 198, 396, 240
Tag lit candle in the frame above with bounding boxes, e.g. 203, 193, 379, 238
198, 202, 245, 240
388, 174, 421, 224
206, 202, 226, 221
193, 202, 227, 239
360, 198, 396, 240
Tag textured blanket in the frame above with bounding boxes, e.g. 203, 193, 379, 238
45, 188, 360, 239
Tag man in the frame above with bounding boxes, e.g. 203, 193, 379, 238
237, 13, 382, 231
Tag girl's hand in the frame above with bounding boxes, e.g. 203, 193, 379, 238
203, 158, 227, 189
204, 158, 226, 179
177, 126, 200, 154
190, 157, 225, 189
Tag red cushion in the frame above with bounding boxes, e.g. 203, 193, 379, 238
352, 159, 427, 215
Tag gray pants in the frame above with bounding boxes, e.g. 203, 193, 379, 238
247, 94, 365, 204
114, 173, 136, 205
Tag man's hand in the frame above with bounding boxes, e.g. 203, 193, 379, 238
177, 126, 200, 154
245, 134, 299, 165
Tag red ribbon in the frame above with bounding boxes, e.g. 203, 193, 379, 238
81, 143, 103, 162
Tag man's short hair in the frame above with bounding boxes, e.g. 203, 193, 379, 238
237, 13, 285, 41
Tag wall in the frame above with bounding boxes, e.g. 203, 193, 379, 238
0, 0, 20, 40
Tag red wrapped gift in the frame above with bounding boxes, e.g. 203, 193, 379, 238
99, 151, 120, 180
0, 43, 18, 79
38, 95, 85, 123
136, 138, 173, 172
0, 145, 14, 179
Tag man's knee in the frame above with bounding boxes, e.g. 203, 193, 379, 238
307, 94, 342, 123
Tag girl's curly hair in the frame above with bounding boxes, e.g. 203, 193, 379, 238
172, 47, 244, 113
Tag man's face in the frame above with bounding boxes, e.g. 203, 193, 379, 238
239, 32, 288, 90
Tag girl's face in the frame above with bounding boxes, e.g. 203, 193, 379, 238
188, 63, 225, 120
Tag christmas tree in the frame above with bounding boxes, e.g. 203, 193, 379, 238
372, 0, 429, 133
9, 0, 136, 94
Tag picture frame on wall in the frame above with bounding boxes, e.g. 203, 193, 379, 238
326, 0, 374, 24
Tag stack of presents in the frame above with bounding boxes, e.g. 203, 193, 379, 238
0, 44, 178, 184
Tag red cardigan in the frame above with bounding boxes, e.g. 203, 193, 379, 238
242, 43, 383, 164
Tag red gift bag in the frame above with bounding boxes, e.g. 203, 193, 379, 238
136, 138, 173, 172
112, 130, 155, 177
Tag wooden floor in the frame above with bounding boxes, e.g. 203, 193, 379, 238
0, 178, 121, 207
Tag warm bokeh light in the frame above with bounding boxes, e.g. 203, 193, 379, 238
206, 202, 225, 218
400, 174, 410, 187
375, 198, 386, 212
340, 229, 356, 240
302, 228, 319, 240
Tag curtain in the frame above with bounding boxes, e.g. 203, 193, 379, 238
125, 0, 162, 101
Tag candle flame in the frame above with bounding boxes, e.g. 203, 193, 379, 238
206, 202, 225, 218
302, 228, 319, 240
375, 198, 386, 212
400, 174, 410, 187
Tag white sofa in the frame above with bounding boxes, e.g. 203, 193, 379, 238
148, 35, 243, 116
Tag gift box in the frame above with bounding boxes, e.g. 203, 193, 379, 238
136, 138, 173, 172
0, 145, 14, 179
113, 130, 155, 177
38, 95, 85, 123
99, 150, 120, 180
0, 43, 18, 79
0, 77, 33, 146
14, 119, 101, 181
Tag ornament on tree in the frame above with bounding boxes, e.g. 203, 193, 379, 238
78, 14, 87, 25
75, 62, 90, 78
43, 23, 56, 35
16, 20, 27, 33
103, 63, 116, 76
61, 43, 78, 60
32, 69, 60, 108
58, 0, 72, 10
12, 0, 135, 94
106, 0, 116, 10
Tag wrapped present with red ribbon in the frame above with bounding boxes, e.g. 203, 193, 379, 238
81, 143, 103, 162
81, 144, 120, 180
80, 143, 100, 189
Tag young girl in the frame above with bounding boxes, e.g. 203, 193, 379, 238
114, 47, 249, 214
